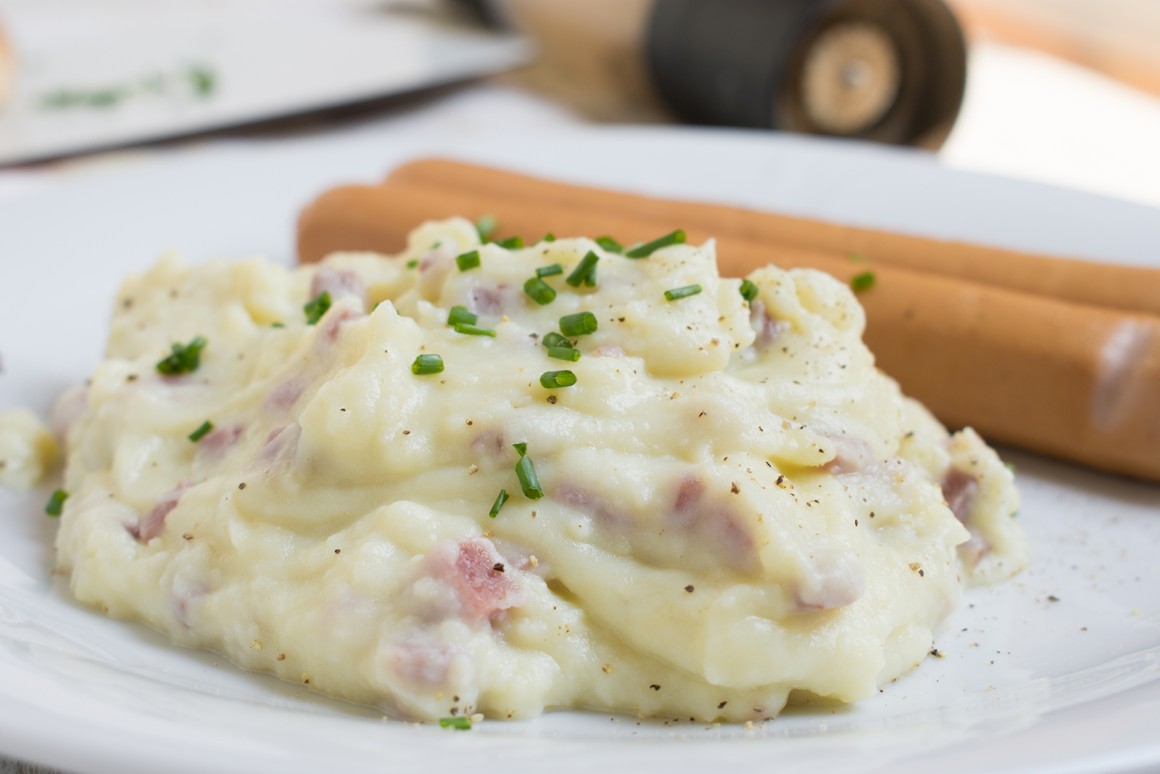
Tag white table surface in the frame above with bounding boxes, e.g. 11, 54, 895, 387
1, 33, 1159, 774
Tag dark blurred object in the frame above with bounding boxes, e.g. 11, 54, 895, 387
460, 0, 967, 148
949, 0, 1160, 98
649, 0, 965, 148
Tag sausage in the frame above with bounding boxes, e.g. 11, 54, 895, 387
382, 158, 1160, 318
295, 174, 1160, 481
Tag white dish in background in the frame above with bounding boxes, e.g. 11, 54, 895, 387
0, 128, 1158, 774
0, 0, 531, 165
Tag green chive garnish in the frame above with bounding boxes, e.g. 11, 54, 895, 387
448, 305, 478, 326
270, 322, 285, 329
850, 271, 876, 292
406, 258, 419, 269
664, 284, 702, 301
516, 457, 542, 498
453, 323, 496, 337
536, 263, 563, 278
411, 354, 444, 375
489, 489, 508, 519
304, 291, 332, 325
595, 236, 623, 253
547, 346, 581, 362
540, 370, 577, 389
188, 65, 216, 96
45, 489, 68, 517
439, 716, 473, 730
542, 332, 571, 349
739, 279, 759, 302
475, 215, 497, 242
559, 312, 598, 337
626, 229, 685, 258
188, 420, 214, 442
513, 442, 528, 456
495, 236, 524, 249
456, 250, 481, 271
524, 277, 557, 306
156, 336, 207, 376
565, 251, 599, 288
541, 233, 556, 243
513, 444, 543, 500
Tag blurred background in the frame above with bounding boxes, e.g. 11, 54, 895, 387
1, 6, 1159, 771
0, 0, 1158, 207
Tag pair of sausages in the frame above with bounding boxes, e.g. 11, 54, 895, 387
297, 158, 1160, 482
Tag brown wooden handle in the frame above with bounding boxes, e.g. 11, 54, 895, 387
948, 0, 1160, 99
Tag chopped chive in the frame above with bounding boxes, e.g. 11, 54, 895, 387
536, 263, 563, 278
513, 442, 528, 456
489, 488, 509, 519
270, 322, 285, 329
539, 370, 577, 389
547, 346, 581, 362
475, 215, 497, 242
625, 229, 685, 258
188, 420, 214, 442
514, 448, 543, 500
495, 236, 524, 249
411, 354, 444, 375
439, 716, 473, 730
565, 251, 599, 288
542, 332, 571, 349
524, 277, 557, 306
406, 258, 419, 269
559, 312, 598, 337
45, 489, 68, 517
850, 271, 877, 293
304, 291, 332, 325
156, 336, 207, 376
739, 279, 759, 302
541, 233, 556, 243
456, 250, 481, 271
453, 322, 497, 337
516, 456, 542, 498
187, 65, 216, 96
664, 284, 702, 301
447, 305, 478, 326
595, 236, 623, 254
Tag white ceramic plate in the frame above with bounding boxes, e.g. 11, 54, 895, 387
1, 128, 1158, 774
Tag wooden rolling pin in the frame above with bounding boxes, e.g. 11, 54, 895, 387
296, 164, 1160, 482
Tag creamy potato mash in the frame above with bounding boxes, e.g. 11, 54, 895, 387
18, 219, 1026, 721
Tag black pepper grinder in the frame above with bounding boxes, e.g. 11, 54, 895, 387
458, 0, 967, 149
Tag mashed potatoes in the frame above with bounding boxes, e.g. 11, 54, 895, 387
20, 219, 1025, 721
